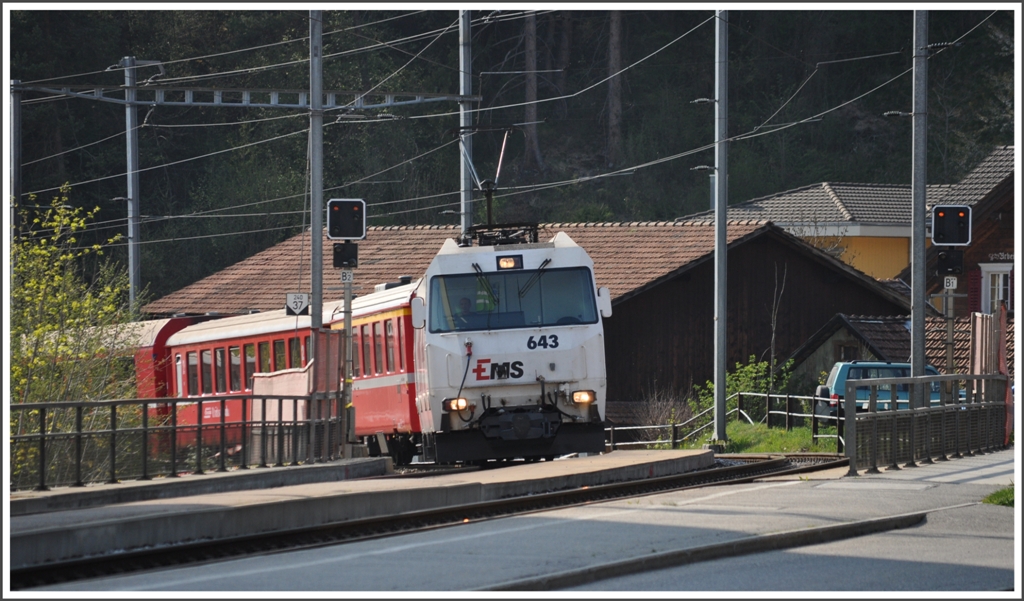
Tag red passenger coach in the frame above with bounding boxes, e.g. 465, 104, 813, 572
115, 316, 214, 399
161, 310, 316, 446
334, 280, 421, 463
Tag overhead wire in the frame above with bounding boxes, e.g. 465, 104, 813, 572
18, 10, 428, 86
53, 10, 1001, 245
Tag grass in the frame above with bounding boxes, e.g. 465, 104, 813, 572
680, 421, 840, 454
983, 485, 1014, 508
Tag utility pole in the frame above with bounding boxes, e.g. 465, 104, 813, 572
122, 57, 141, 309
309, 10, 324, 462
910, 11, 928, 408
713, 10, 729, 443
459, 9, 473, 240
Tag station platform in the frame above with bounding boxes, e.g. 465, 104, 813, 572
8, 449, 714, 571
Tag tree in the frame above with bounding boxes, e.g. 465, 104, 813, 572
10, 185, 142, 405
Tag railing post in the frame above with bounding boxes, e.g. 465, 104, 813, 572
141, 400, 151, 480
109, 404, 118, 483
196, 400, 205, 475
36, 407, 49, 491
170, 400, 179, 477
241, 396, 249, 468
903, 383, 918, 468
260, 397, 268, 468
74, 405, 84, 487
937, 390, 949, 461
609, 424, 616, 451
765, 393, 771, 428
672, 423, 679, 449
276, 397, 285, 467
737, 394, 743, 422
843, 381, 856, 476
218, 398, 227, 472
866, 388, 880, 474
291, 397, 301, 466
887, 387, 900, 470
964, 397, 974, 457
785, 394, 792, 431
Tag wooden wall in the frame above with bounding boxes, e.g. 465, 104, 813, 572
603, 230, 909, 405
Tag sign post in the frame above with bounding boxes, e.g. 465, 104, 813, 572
944, 277, 956, 377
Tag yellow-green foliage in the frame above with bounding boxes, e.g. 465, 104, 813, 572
10, 186, 139, 404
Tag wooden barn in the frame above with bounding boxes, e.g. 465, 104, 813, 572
144, 220, 913, 417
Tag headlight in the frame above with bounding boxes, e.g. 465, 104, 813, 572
571, 390, 595, 404
443, 397, 469, 412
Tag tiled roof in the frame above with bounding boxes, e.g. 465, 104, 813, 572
878, 278, 911, 299
843, 314, 1013, 379
683, 182, 952, 226
143, 220, 771, 316
845, 315, 913, 362
938, 146, 1014, 206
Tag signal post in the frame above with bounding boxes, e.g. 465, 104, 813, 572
328, 199, 365, 455
930, 204, 971, 387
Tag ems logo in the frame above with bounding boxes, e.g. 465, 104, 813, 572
472, 359, 525, 381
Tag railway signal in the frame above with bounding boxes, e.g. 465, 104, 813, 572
327, 198, 366, 240
936, 248, 963, 275
931, 205, 971, 246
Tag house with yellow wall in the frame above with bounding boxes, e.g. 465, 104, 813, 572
682, 181, 952, 279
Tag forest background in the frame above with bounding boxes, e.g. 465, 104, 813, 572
7, 8, 1016, 304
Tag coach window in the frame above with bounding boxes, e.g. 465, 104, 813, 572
187, 352, 199, 396
258, 342, 271, 373
200, 350, 213, 394
215, 348, 227, 393
352, 330, 361, 377
244, 344, 256, 389
229, 346, 242, 391
361, 325, 371, 376
304, 336, 311, 365
396, 317, 404, 372
289, 337, 302, 369
373, 322, 384, 375
385, 320, 395, 373
274, 339, 286, 371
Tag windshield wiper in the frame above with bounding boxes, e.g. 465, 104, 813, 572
471, 263, 499, 305
518, 258, 551, 298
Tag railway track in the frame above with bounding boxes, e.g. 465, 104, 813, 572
11, 454, 846, 590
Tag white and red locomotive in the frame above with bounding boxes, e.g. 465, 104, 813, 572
141, 228, 611, 464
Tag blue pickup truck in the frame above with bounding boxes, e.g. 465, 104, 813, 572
814, 361, 942, 417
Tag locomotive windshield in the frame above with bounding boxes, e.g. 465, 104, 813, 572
428, 266, 598, 333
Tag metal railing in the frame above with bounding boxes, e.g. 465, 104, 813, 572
9, 394, 353, 492
604, 394, 757, 450
843, 373, 1010, 475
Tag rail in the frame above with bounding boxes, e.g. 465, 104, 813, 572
8, 394, 353, 492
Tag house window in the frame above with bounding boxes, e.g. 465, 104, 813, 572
980, 263, 1013, 314
835, 343, 859, 363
